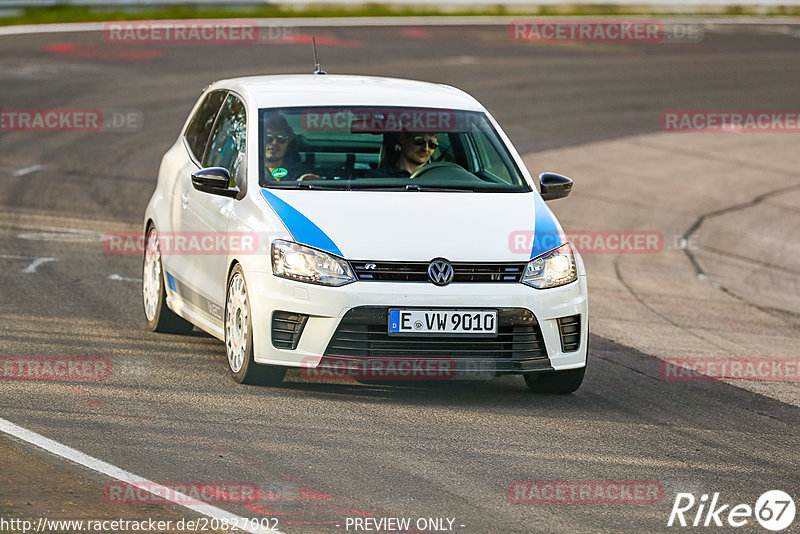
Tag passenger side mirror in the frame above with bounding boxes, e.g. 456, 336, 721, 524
191, 167, 239, 198
539, 172, 573, 201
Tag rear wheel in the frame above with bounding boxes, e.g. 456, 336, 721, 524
225, 264, 286, 386
142, 226, 194, 334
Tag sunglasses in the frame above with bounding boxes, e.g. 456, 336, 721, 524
411, 136, 439, 150
265, 134, 289, 145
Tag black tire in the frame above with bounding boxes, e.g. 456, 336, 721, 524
524, 366, 585, 394
224, 264, 286, 386
525, 322, 588, 394
142, 225, 194, 334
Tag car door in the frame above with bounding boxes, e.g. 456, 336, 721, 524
178, 92, 247, 324
164, 89, 227, 298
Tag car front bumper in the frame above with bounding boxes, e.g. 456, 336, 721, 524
246, 270, 588, 375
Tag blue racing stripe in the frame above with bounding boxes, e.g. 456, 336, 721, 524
261, 189, 344, 257
529, 193, 563, 259
166, 272, 177, 293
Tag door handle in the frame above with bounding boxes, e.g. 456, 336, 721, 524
181, 192, 189, 207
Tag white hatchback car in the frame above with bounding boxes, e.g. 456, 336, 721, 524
143, 74, 588, 393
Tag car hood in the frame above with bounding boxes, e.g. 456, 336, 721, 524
260, 188, 564, 262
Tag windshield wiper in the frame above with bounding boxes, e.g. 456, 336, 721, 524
263, 182, 323, 189
344, 183, 474, 192
344, 183, 409, 191
405, 184, 474, 192
264, 182, 477, 192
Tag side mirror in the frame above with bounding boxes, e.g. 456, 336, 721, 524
191, 167, 239, 198
539, 172, 573, 201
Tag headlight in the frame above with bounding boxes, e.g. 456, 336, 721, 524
271, 240, 355, 286
521, 242, 577, 289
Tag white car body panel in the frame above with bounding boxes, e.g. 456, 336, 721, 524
263, 190, 556, 262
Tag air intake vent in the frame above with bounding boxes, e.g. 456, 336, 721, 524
350, 261, 526, 283
557, 315, 581, 352
324, 307, 547, 361
272, 311, 309, 350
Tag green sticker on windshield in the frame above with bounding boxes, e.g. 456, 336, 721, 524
271, 168, 288, 179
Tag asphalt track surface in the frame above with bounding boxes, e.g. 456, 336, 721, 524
1, 20, 799, 534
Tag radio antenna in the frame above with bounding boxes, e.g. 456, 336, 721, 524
312, 36, 326, 75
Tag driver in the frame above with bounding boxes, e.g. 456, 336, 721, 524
263, 113, 318, 181
377, 131, 439, 178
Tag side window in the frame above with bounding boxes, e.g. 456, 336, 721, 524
184, 90, 227, 163
203, 94, 247, 187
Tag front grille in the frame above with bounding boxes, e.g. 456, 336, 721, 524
324, 307, 547, 363
557, 315, 581, 352
350, 261, 526, 283
271, 311, 309, 350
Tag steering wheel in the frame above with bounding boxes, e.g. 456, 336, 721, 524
409, 161, 466, 180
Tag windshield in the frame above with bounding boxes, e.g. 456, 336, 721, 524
258, 106, 531, 192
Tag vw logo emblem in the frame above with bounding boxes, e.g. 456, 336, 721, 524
428, 258, 454, 286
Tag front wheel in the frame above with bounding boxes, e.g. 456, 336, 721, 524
524, 366, 585, 394
225, 265, 286, 386
142, 226, 194, 334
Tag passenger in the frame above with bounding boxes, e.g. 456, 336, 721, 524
263, 113, 318, 181
376, 131, 439, 178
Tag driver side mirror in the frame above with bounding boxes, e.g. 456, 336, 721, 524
539, 172, 573, 201
191, 167, 239, 198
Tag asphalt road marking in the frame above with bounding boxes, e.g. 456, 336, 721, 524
0, 254, 55, 273
0, 417, 284, 534
108, 273, 138, 282
16, 225, 105, 243
12, 165, 44, 177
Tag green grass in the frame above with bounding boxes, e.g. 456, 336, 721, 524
0, 3, 798, 26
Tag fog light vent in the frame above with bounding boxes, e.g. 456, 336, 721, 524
557, 315, 581, 353
272, 311, 309, 350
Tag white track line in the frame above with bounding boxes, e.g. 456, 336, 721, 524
12, 165, 44, 177
108, 273, 139, 282
0, 417, 284, 534
0, 254, 56, 273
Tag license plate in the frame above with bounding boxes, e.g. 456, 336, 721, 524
388, 309, 498, 335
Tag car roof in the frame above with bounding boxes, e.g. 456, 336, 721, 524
212, 74, 486, 112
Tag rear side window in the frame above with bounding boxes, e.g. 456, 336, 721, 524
203, 93, 247, 185
184, 90, 227, 162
